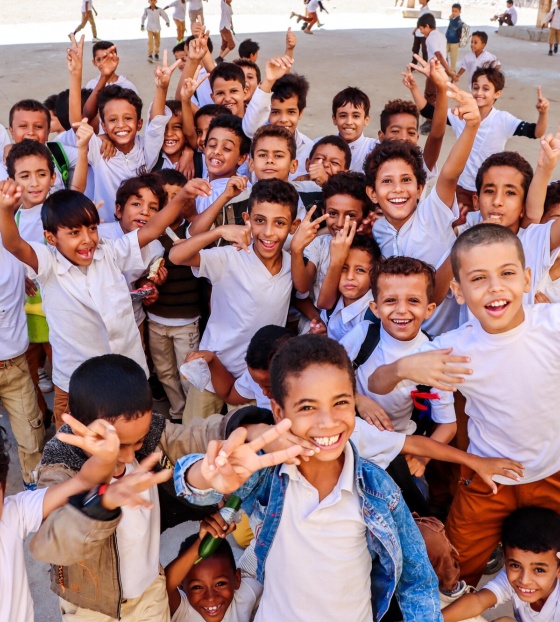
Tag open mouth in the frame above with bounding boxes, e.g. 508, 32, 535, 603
164, 139, 179, 147
516, 587, 537, 597
312, 434, 342, 448
259, 239, 277, 252
388, 197, 408, 206
201, 604, 223, 616
114, 130, 130, 137
134, 219, 147, 227
391, 318, 412, 326
208, 158, 224, 167
485, 299, 510, 315
76, 248, 94, 260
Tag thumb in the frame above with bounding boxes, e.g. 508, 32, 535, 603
287, 26, 292, 33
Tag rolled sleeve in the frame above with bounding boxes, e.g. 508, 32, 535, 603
144, 104, 173, 170
242, 87, 272, 139
174, 454, 224, 505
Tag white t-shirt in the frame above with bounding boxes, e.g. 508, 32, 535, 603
16, 204, 44, 244
418, 304, 560, 484
303, 233, 332, 302
347, 134, 378, 174
0, 489, 47, 622
195, 178, 229, 214
307, 0, 320, 12
0, 233, 28, 359
219, 0, 233, 30
193, 244, 293, 381
141, 7, 170, 31
290, 130, 315, 180
459, 50, 500, 84
167, 0, 186, 21
85, 74, 140, 96
29, 232, 149, 391
505, 6, 518, 24
322, 291, 374, 342
188, 0, 203, 10
448, 107, 521, 191
485, 569, 560, 621
546, 7, 560, 28
234, 369, 271, 409
172, 578, 262, 622
426, 29, 448, 60
0, 124, 12, 151
194, 67, 213, 108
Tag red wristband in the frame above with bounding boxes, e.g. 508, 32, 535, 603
98, 483, 109, 496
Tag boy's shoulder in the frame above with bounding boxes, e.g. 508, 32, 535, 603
2, 489, 47, 538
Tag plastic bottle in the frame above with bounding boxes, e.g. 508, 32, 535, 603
195, 495, 242, 564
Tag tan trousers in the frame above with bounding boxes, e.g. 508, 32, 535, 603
74, 11, 97, 38
147, 31, 161, 56
53, 385, 70, 431
446, 42, 459, 72
183, 385, 225, 424
25, 341, 52, 418
60, 572, 170, 621
0, 354, 44, 484
549, 27, 560, 44
148, 319, 200, 419
173, 18, 185, 41
189, 9, 204, 29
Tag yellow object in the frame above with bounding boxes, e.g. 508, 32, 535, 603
232, 511, 254, 549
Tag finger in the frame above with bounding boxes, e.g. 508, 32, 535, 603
480, 473, 498, 494
247, 419, 292, 453
60, 413, 92, 436
537, 85, 542, 100
312, 212, 329, 226
70, 33, 77, 47
284, 432, 319, 454
413, 53, 427, 66
136, 451, 163, 473
256, 444, 303, 469
169, 58, 182, 73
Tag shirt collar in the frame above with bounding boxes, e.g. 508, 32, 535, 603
340, 291, 373, 324
53, 240, 106, 275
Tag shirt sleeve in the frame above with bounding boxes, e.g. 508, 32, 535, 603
482, 569, 513, 607
242, 87, 272, 139
192, 246, 231, 283
234, 370, 257, 400
144, 104, 173, 170
303, 235, 323, 266
28, 241, 55, 283
351, 419, 406, 469
10, 489, 47, 539
416, 185, 459, 235
107, 230, 146, 274
171, 589, 193, 622
428, 388, 456, 424
86, 132, 104, 167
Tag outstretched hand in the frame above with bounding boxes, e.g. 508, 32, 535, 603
66, 34, 85, 75
154, 50, 181, 89
447, 82, 480, 127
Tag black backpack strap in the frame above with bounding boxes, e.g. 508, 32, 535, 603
352, 321, 381, 370
151, 151, 167, 172
194, 151, 203, 178
386, 455, 432, 516
47, 142, 70, 188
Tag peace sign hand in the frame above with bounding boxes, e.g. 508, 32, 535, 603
154, 50, 181, 89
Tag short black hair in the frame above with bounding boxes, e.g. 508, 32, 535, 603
246, 325, 293, 370
165, 99, 182, 117
271, 73, 310, 112
115, 173, 167, 218
544, 180, 560, 214
0, 426, 9, 492
308, 135, 352, 170
209, 62, 246, 90
471, 65, 505, 91
185, 34, 213, 54
332, 86, 370, 118
471, 30, 488, 44
452, 3, 462, 9
6, 139, 55, 179
178, 533, 236, 571
194, 104, 232, 124
475, 151, 533, 201
247, 179, 299, 221
349, 233, 381, 266
233, 58, 262, 84
502, 507, 560, 556
43, 94, 58, 112
380, 99, 420, 134
69, 354, 152, 426
42, 189, 100, 234
322, 171, 373, 217
250, 125, 297, 160
364, 140, 426, 188
155, 168, 188, 189
371, 256, 436, 302
55, 88, 93, 131
270, 335, 355, 408
206, 114, 251, 156
9, 99, 51, 132
451, 223, 525, 281
92, 40, 116, 57
417, 13, 436, 28
172, 41, 186, 54
238, 38, 260, 59
98, 85, 143, 123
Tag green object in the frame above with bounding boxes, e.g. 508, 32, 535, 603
195, 495, 242, 564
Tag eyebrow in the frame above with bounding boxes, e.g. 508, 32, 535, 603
507, 558, 549, 567
293, 392, 352, 406
466, 263, 519, 276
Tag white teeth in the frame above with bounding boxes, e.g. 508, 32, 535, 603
389, 198, 407, 204
203, 605, 221, 612
392, 319, 411, 324
313, 434, 341, 447
486, 300, 507, 308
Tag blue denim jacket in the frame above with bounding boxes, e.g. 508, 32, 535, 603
446, 16, 463, 43
175, 442, 442, 621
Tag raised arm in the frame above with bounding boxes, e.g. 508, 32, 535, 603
535, 86, 550, 139
67, 34, 86, 127
175, 28, 209, 100
69, 118, 94, 193
419, 58, 448, 173
151, 51, 181, 121
82, 45, 120, 125
0, 180, 38, 272
180, 71, 207, 151
401, 65, 428, 112
289, 209, 327, 294
285, 27, 297, 61
185, 350, 248, 405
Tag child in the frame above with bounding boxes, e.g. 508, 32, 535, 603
536, 180, 560, 302
0, 178, 209, 426
166, 525, 262, 621
186, 104, 232, 178
454, 31, 500, 84
233, 58, 260, 103
445, 4, 463, 74
174, 334, 445, 621
217, 0, 235, 63
369, 224, 560, 587
443, 506, 560, 621
290, 0, 320, 34
187, 0, 205, 29
238, 37, 260, 61
85, 40, 140, 94
70, 0, 99, 42
164, 0, 186, 43
170, 179, 300, 421
491, 0, 518, 27
541, 0, 560, 56
141, 0, 171, 62
411, 0, 431, 63
157, 99, 191, 170
43, 94, 65, 136
296, 135, 352, 186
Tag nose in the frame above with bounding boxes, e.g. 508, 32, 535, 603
487, 274, 504, 293
315, 407, 336, 428
263, 221, 274, 236
395, 298, 408, 313
492, 190, 504, 207
118, 446, 135, 466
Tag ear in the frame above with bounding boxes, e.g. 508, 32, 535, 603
44, 231, 57, 247
450, 279, 465, 305
366, 185, 378, 205
416, 183, 425, 201
424, 301, 437, 320
242, 211, 250, 225
270, 399, 284, 423
210, 92, 216, 103
377, 130, 385, 141
243, 85, 249, 96
289, 218, 301, 234
248, 156, 255, 173
494, 89, 503, 101
115, 203, 123, 220
523, 267, 531, 294
472, 192, 479, 211
137, 118, 144, 132
290, 158, 299, 175
369, 300, 380, 319
50, 173, 57, 188
363, 115, 371, 128
298, 109, 305, 121
234, 568, 242, 590
332, 114, 337, 127
237, 153, 248, 167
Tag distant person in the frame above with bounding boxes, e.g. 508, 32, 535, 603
491, 0, 518, 28
454, 31, 501, 84
411, 0, 431, 63
446, 3, 463, 73
541, 0, 560, 56
163, 0, 186, 42
69, 0, 99, 42
290, 0, 320, 35
141, 0, 171, 63
217, 0, 235, 63
187, 0, 206, 31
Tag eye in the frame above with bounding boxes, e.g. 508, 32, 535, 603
356, 267, 367, 274
335, 399, 350, 406
255, 217, 265, 224
89, 225, 98, 232
471, 275, 485, 282
216, 581, 229, 587
327, 211, 337, 217
408, 297, 420, 303
402, 176, 413, 183
274, 220, 286, 226
149, 206, 158, 213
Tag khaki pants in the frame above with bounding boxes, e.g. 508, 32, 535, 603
183, 385, 225, 424
74, 11, 97, 38
446, 42, 459, 72
0, 354, 45, 484
173, 18, 185, 41
25, 341, 52, 418
60, 571, 170, 621
148, 319, 200, 420
549, 27, 560, 44
189, 9, 204, 29
53, 385, 69, 430
147, 31, 161, 56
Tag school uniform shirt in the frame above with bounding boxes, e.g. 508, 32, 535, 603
193, 243, 293, 381
546, 6, 560, 28
54, 129, 96, 201
459, 50, 500, 84
28, 231, 149, 391
307, 0, 320, 12
426, 29, 448, 61
234, 369, 271, 409
484, 568, 560, 621
341, 322, 455, 434
166, 0, 186, 21
194, 66, 213, 108
188, 0, 203, 10
448, 107, 523, 191
219, 0, 233, 30
322, 290, 374, 342
16, 204, 44, 244
290, 129, 314, 179
255, 444, 373, 622
141, 6, 170, 31
0, 232, 28, 360
346, 134, 378, 173
195, 178, 229, 214
0, 123, 11, 151
172, 578, 262, 622
418, 304, 560, 484
303, 233, 332, 301
0, 489, 47, 622
85, 74, 140, 95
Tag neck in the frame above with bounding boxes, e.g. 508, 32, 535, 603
167, 151, 181, 164
479, 104, 494, 121
21, 201, 42, 210
117, 140, 136, 155
297, 452, 345, 501
253, 246, 284, 274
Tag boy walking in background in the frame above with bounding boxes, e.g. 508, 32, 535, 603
141, 0, 170, 63
412, 0, 431, 63
541, 0, 560, 56
446, 4, 463, 73
454, 31, 500, 84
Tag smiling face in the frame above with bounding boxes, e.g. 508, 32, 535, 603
116, 187, 160, 234
101, 99, 142, 154
211, 77, 246, 117
111, 411, 152, 476
240, 66, 259, 102
307, 143, 348, 178
44, 223, 100, 267
242, 201, 297, 265
471, 75, 501, 111
367, 158, 423, 229
339, 248, 373, 306
195, 114, 213, 153
323, 194, 365, 237
269, 95, 303, 134
183, 556, 240, 622
378, 113, 419, 145
451, 241, 531, 334
474, 166, 525, 233
162, 113, 186, 162
173, 49, 187, 72
504, 546, 560, 610
249, 136, 297, 181
12, 154, 55, 209
372, 273, 436, 341
470, 35, 485, 55
10, 109, 50, 144
333, 102, 370, 144
204, 127, 246, 180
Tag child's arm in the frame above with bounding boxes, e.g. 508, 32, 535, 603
69, 118, 94, 193
293, 296, 327, 335
401, 65, 429, 112
151, 51, 181, 121
174, 28, 209, 100
285, 27, 297, 61
405, 421, 457, 477
0, 181, 38, 272
67, 34, 86, 128
289, 209, 328, 294
435, 83, 481, 208
442, 588, 497, 621
180, 71, 207, 151
535, 86, 550, 139
141, 8, 148, 30
434, 50, 455, 80
454, 67, 465, 82
160, 7, 170, 27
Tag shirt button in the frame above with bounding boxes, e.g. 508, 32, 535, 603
306, 492, 312, 498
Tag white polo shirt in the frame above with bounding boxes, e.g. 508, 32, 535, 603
16, 204, 44, 244
459, 50, 500, 84
322, 291, 374, 342
426, 29, 448, 60
234, 369, 271, 409
347, 134, 378, 173
0, 233, 28, 360
85, 74, 140, 96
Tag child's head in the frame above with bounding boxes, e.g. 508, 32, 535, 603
9, 99, 51, 144
451, 3, 461, 17
238, 38, 260, 62
474, 151, 533, 233
307, 135, 352, 179
98, 85, 144, 151
269, 334, 356, 460
244, 179, 300, 259
233, 59, 261, 102
470, 31, 488, 55
339, 234, 381, 306
542, 181, 560, 224
371, 256, 436, 341
92, 40, 117, 71
173, 41, 187, 71
209, 63, 247, 118
450, 224, 530, 334
322, 171, 373, 236
54, 88, 93, 132
115, 172, 167, 233
162, 100, 187, 163
43, 94, 65, 134
471, 66, 505, 108
178, 534, 240, 622
194, 104, 232, 153
502, 507, 560, 608
269, 73, 310, 134
417, 12, 437, 35
364, 140, 426, 229
6, 139, 55, 208
246, 325, 293, 398
204, 114, 250, 180
378, 99, 420, 145
69, 354, 153, 474
249, 125, 298, 181
507, 0, 514, 5
331, 86, 371, 144
42, 190, 101, 266
155, 168, 188, 204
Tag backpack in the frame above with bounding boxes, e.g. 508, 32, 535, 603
460, 22, 471, 47
47, 142, 70, 189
